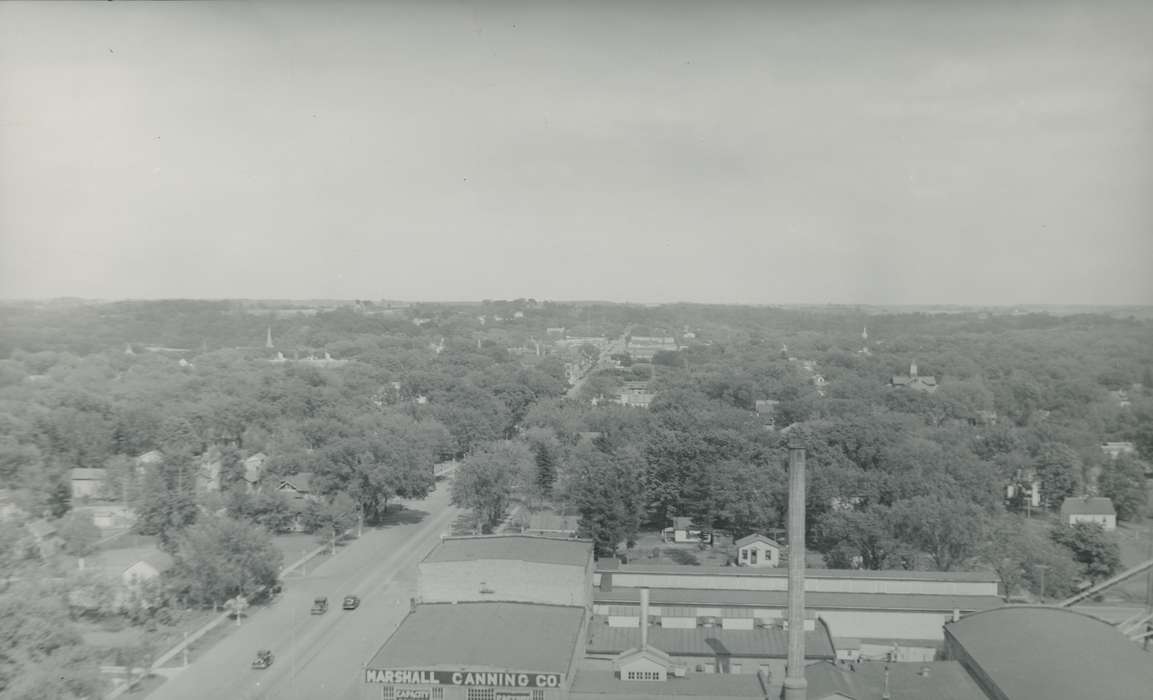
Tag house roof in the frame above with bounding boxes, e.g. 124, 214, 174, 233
595, 587, 1003, 615
243, 453, 267, 483
278, 472, 313, 493
365, 602, 584, 673
70, 468, 107, 480
598, 563, 999, 583
944, 605, 1153, 700
134, 450, 164, 465
424, 535, 593, 567
586, 616, 836, 659
91, 547, 173, 574
1059, 496, 1116, 517
734, 534, 781, 549
670, 517, 694, 530
613, 645, 675, 668
570, 669, 768, 698
134, 550, 175, 573
805, 661, 986, 700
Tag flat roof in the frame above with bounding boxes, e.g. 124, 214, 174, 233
600, 564, 998, 583
806, 660, 986, 700
366, 602, 585, 673
585, 617, 835, 660
425, 535, 594, 567
570, 669, 769, 698
945, 605, 1153, 700
596, 587, 1002, 613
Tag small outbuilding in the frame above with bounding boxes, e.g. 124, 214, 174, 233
734, 533, 782, 568
1059, 496, 1117, 531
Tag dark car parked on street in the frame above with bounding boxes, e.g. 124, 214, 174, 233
252, 650, 274, 669
343, 595, 360, 610
311, 597, 328, 614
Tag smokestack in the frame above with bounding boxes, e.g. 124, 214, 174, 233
784, 439, 808, 700
881, 666, 891, 700
640, 588, 650, 649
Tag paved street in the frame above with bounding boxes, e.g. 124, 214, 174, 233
148, 482, 461, 700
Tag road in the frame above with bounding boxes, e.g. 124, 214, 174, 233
149, 481, 462, 700
564, 327, 631, 399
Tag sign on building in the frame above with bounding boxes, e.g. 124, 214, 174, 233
365, 670, 563, 688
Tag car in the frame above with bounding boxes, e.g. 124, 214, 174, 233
342, 595, 360, 610
252, 650, 273, 669
311, 597, 328, 614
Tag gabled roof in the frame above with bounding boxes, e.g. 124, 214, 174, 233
70, 468, 107, 480
132, 550, 175, 573
735, 533, 781, 549
1059, 496, 1116, 517
134, 450, 164, 465
671, 517, 694, 530
278, 473, 314, 493
613, 645, 675, 668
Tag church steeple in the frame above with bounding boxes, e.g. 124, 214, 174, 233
910, 360, 918, 378
265, 326, 274, 349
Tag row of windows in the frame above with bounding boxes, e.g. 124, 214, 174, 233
625, 671, 661, 680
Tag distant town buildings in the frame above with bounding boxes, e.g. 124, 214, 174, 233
626, 336, 677, 361
1101, 441, 1137, 460
619, 381, 656, 409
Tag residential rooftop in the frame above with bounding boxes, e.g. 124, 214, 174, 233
1059, 496, 1116, 516
945, 605, 1153, 700
595, 587, 1003, 614
585, 616, 836, 660
425, 534, 594, 567
365, 602, 585, 673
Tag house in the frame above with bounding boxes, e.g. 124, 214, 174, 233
1005, 478, 1041, 509
74, 504, 135, 530
197, 453, 222, 493
122, 551, 175, 586
26, 519, 62, 558
1060, 496, 1117, 530
890, 362, 938, 393
663, 517, 710, 544
70, 468, 108, 500
754, 400, 779, 429
243, 452, 268, 492
278, 473, 319, 503
619, 380, 656, 409
735, 534, 781, 568
1101, 442, 1137, 460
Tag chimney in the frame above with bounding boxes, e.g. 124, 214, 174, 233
640, 588, 650, 649
784, 439, 808, 700
881, 665, 891, 700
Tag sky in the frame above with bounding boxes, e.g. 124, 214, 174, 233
1, 0, 1151, 306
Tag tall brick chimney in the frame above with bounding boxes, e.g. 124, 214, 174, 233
640, 587, 650, 649
784, 439, 808, 700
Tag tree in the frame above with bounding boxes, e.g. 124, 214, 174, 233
224, 490, 297, 533
170, 516, 283, 606
889, 496, 987, 571
1098, 455, 1147, 522
1035, 443, 1081, 509
133, 455, 199, 551
980, 515, 1081, 600
303, 493, 359, 553
567, 444, 646, 557
450, 441, 530, 530
523, 427, 563, 500
813, 506, 899, 570
58, 510, 101, 558
1051, 522, 1123, 583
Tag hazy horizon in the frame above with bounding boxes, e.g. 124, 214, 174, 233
2, 0, 1152, 305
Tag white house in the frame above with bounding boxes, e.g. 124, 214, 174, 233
1060, 496, 1117, 531
122, 551, 175, 586
734, 533, 782, 568
70, 468, 108, 500
662, 517, 710, 544
1101, 442, 1137, 460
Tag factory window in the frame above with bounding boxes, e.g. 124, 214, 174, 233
467, 689, 496, 700
731, 664, 742, 674
432, 690, 445, 700
380, 687, 394, 700
532, 690, 545, 700
625, 671, 660, 680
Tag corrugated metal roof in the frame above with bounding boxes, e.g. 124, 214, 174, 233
365, 602, 584, 672
945, 606, 1153, 700
586, 616, 835, 659
601, 563, 998, 583
595, 587, 1002, 613
424, 535, 593, 567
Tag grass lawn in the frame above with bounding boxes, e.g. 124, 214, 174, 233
272, 533, 325, 567
1113, 521, 1153, 603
